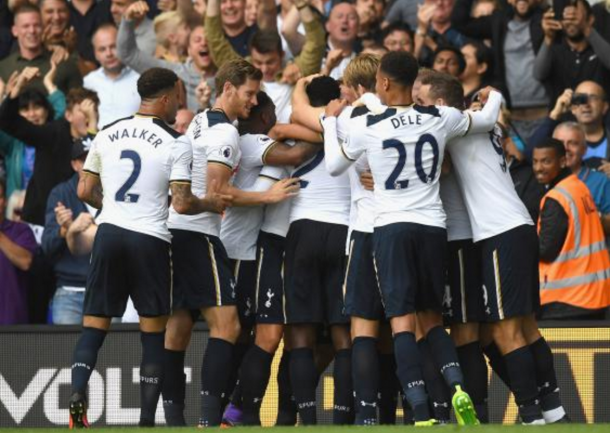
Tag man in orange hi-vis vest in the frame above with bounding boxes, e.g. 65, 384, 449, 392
533, 138, 610, 320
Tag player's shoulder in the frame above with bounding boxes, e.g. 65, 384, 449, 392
101, 115, 134, 132
151, 117, 181, 139
366, 107, 398, 126
205, 109, 235, 129
240, 133, 274, 148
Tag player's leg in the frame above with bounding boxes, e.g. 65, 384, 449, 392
522, 314, 568, 423
482, 225, 545, 425
276, 339, 297, 425
70, 224, 127, 429
351, 317, 380, 425
286, 323, 318, 424
199, 305, 241, 427
162, 309, 196, 426
480, 323, 511, 387
330, 323, 353, 424
377, 324, 399, 425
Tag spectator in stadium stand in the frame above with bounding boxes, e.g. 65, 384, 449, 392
0, 53, 66, 207
206, 0, 325, 122
0, 4, 82, 96
552, 122, 610, 236
84, 23, 140, 129
0, 67, 99, 227
459, 40, 492, 104
592, 0, 610, 44
533, 138, 610, 320
431, 45, 465, 78
39, 0, 76, 53
354, 0, 385, 47
414, 0, 467, 67
451, 0, 565, 143
534, 0, 610, 108
320, 2, 359, 79
117, 1, 216, 112
42, 137, 97, 325
152, 11, 190, 63
67, 0, 114, 65
110, 0, 156, 55
382, 0, 420, 32
527, 82, 609, 172
381, 22, 414, 53
0, 177, 37, 325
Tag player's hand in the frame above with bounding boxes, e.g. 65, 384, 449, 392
125, 1, 149, 21
476, 86, 498, 105
542, 9, 562, 45
360, 170, 374, 191
10, 67, 40, 99
297, 73, 321, 87
55, 202, 74, 232
281, 62, 302, 85
599, 160, 610, 178
550, 88, 573, 120
325, 98, 347, 118
202, 179, 233, 213
265, 177, 300, 204
69, 212, 94, 233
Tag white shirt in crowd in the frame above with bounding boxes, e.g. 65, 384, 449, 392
262, 81, 293, 124
84, 66, 141, 129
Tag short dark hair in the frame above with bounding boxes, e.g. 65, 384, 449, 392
137, 67, 179, 100
249, 30, 283, 55
238, 91, 275, 132
13, 3, 40, 19
18, 88, 55, 120
575, 0, 592, 17
463, 40, 493, 82
379, 51, 419, 88
215, 59, 263, 96
535, 138, 566, 158
381, 22, 413, 43
419, 72, 465, 109
433, 45, 466, 75
66, 87, 100, 110
306, 76, 341, 108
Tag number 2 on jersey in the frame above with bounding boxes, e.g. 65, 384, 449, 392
115, 150, 141, 203
383, 134, 439, 190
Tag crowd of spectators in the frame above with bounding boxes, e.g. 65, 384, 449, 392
0, 0, 609, 325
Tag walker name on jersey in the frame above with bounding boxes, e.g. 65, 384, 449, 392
390, 113, 422, 129
107, 128, 164, 148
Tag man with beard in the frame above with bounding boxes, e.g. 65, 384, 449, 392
452, 0, 560, 142
534, 0, 610, 106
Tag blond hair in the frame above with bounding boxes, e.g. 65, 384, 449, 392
343, 54, 380, 93
154, 11, 184, 49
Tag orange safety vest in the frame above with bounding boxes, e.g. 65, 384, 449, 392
538, 174, 610, 310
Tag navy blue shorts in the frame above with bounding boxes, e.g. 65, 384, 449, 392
85, 223, 171, 318
231, 259, 257, 329
344, 230, 384, 320
284, 219, 349, 325
478, 224, 540, 322
170, 229, 236, 311
373, 222, 447, 318
443, 239, 486, 325
253, 231, 286, 325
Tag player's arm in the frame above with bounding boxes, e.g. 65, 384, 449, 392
207, 162, 300, 206
77, 173, 104, 210
321, 99, 357, 176
269, 123, 322, 144
290, 76, 325, 132
264, 141, 320, 167
170, 179, 233, 214
465, 88, 502, 135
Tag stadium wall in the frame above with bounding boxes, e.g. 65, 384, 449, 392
1, 323, 609, 427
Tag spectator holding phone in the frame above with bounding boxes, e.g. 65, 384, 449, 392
534, 0, 610, 106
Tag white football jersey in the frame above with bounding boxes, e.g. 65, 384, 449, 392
220, 133, 278, 260
342, 105, 471, 229
334, 105, 375, 235
289, 135, 351, 225
168, 109, 240, 237
439, 170, 472, 242
83, 114, 192, 242
259, 164, 292, 237
262, 82, 293, 124
447, 126, 533, 242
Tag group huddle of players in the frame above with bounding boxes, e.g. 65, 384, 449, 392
67, 50, 569, 429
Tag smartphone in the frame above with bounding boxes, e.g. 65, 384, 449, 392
571, 93, 589, 106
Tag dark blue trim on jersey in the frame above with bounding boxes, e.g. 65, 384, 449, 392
101, 115, 134, 131
366, 108, 397, 126
152, 118, 181, 138
292, 149, 325, 188
413, 105, 441, 117
207, 109, 232, 127
351, 105, 370, 118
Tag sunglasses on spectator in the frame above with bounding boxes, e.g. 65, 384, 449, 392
571, 93, 605, 106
